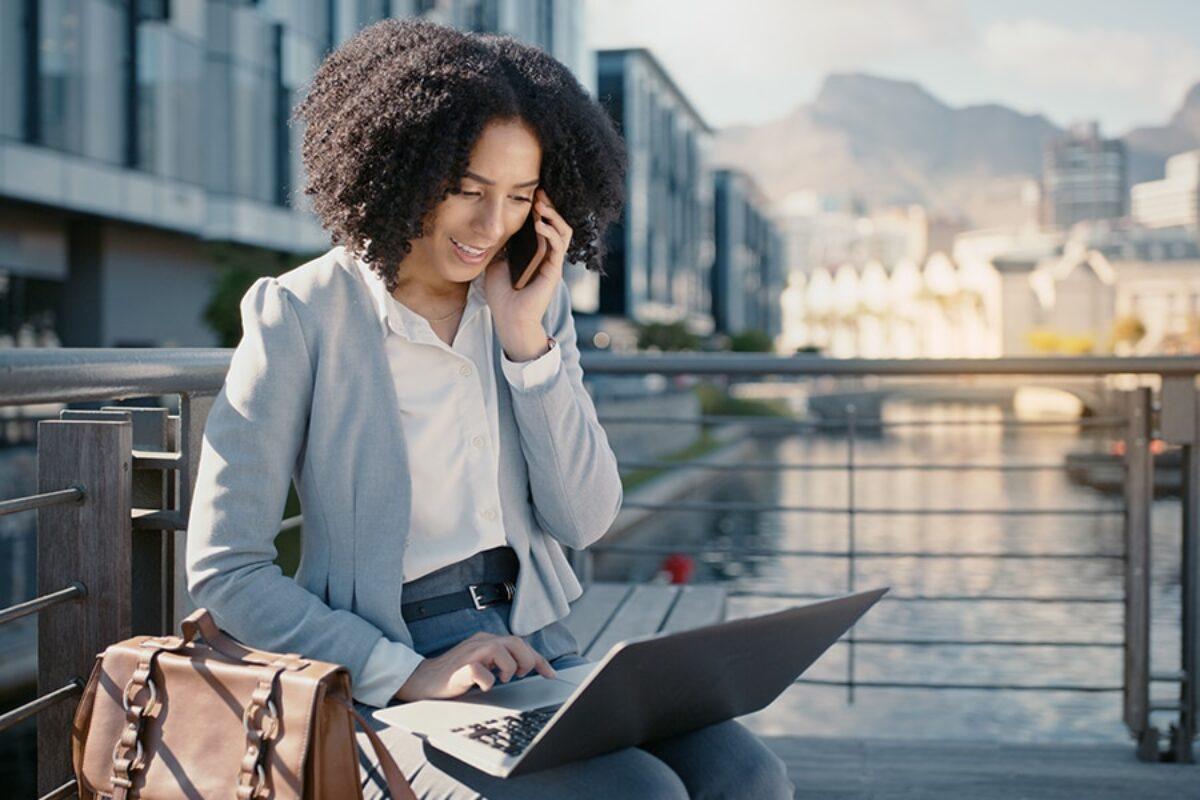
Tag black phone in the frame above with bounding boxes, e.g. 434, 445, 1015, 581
506, 208, 543, 289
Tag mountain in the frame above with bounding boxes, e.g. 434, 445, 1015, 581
711, 73, 1200, 228
1125, 83, 1200, 183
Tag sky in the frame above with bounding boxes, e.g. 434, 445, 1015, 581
584, 0, 1200, 135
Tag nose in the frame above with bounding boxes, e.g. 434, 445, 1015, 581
471, 199, 507, 244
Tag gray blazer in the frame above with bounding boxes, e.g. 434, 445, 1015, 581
185, 246, 623, 686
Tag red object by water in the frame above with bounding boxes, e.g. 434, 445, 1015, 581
661, 553, 695, 584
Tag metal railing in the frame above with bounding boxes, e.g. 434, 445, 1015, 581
0, 349, 1196, 798
580, 353, 1197, 764
0, 348, 226, 799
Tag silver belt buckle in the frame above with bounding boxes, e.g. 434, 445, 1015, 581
469, 584, 490, 610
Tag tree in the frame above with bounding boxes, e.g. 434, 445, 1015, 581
636, 321, 701, 351
202, 243, 299, 347
729, 328, 773, 352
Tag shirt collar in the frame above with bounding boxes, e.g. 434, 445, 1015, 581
355, 254, 488, 340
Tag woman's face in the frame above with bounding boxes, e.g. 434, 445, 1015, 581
407, 117, 543, 287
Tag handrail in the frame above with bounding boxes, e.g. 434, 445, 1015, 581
617, 459, 1077, 471
0, 583, 86, 626
582, 352, 1200, 376
0, 487, 85, 516
599, 413, 1128, 429
619, 499, 1123, 516
728, 590, 1124, 603
593, 543, 1124, 560
2, 350, 1199, 407
0, 681, 83, 735
795, 677, 1124, 692
0, 347, 229, 405
40, 779, 78, 800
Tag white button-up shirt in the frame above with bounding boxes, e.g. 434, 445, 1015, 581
351, 256, 562, 705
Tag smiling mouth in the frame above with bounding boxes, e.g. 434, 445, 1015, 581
451, 237, 490, 256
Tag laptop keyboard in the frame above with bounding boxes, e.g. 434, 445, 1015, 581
449, 704, 560, 756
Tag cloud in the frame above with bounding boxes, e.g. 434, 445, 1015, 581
979, 19, 1200, 119
585, 0, 972, 127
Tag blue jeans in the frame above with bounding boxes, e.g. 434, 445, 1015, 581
354, 547, 794, 799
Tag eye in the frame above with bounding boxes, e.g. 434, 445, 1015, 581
460, 190, 482, 197
513, 196, 532, 203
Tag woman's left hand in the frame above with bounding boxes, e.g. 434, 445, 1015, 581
485, 188, 572, 358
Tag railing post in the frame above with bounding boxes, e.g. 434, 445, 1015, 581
1123, 387, 1155, 760
36, 417, 132, 796
1161, 376, 1198, 763
173, 391, 216, 631
62, 407, 173, 637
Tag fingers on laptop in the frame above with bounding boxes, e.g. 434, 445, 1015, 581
464, 661, 496, 692
468, 636, 556, 687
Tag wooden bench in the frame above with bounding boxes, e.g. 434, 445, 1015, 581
562, 582, 727, 659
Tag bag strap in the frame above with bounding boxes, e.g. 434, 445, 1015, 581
109, 645, 168, 800
235, 661, 288, 800
178, 608, 309, 670
336, 697, 418, 800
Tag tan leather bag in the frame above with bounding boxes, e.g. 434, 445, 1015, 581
70, 608, 416, 799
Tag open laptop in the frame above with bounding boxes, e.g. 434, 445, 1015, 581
373, 586, 888, 778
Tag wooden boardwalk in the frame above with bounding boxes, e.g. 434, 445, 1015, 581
564, 582, 1199, 798
763, 735, 1198, 799
562, 581, 727, 658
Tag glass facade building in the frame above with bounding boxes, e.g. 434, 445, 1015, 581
712, 168, 784, 342
1042, 121, 1127, 230
596, 48, 714, 334
0, 0, 588, 345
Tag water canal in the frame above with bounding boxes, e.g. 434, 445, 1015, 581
594, 400, 1185, 746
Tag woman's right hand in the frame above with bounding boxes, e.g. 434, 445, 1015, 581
393, 631, 557, 702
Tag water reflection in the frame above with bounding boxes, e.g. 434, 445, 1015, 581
595, 401, 1184, 744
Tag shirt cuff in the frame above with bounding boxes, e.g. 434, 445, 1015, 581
501, 338, 562, 390
352, 637, 426, 707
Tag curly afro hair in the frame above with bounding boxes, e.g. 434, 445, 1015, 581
293, 18, 627, 294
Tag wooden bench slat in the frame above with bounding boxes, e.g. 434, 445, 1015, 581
562, 582, 633, 655
585, 584, 679, 659
659, 584, 727, 634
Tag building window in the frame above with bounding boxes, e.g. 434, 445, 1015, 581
0, 0, 25, 139
466, 0, 498, 32
38, 0, 128, 164
136, 22, 205, 184
536, 0, 553, 51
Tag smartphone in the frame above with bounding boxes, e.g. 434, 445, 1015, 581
506, 209, 546, 290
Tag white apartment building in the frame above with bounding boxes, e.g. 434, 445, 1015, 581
1132, 150, 1200, 229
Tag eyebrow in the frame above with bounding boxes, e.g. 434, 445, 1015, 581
464, 171, 539, 188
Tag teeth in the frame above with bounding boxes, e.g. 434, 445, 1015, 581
453, 238, 485, 256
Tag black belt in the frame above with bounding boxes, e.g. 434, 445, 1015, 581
401, 580, 515, 623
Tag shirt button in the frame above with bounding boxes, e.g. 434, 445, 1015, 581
459, 364, 472, 377
472, 435, 486, 449
482, 508, 498, 521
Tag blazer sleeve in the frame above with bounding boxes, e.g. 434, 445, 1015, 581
185, 277, 393, 685
505, 279, 623, 550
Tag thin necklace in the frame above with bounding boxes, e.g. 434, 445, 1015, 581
423, 302, 466, 323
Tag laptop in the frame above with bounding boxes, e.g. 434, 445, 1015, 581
373, 586, 888, 778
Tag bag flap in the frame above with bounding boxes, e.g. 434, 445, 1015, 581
77, 636, 346, 799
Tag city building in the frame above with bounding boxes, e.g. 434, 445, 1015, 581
1131, 149, 1200, 230
595, 48, 714, 334
1042, 121, 1127, 229
0, 0, 587, 346
986, 224, 1200, 357
711, 168, 784, 344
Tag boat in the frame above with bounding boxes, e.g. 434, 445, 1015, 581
1064, 439, 1182, 496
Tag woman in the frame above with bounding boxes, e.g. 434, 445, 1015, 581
186, 18, 793, 799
